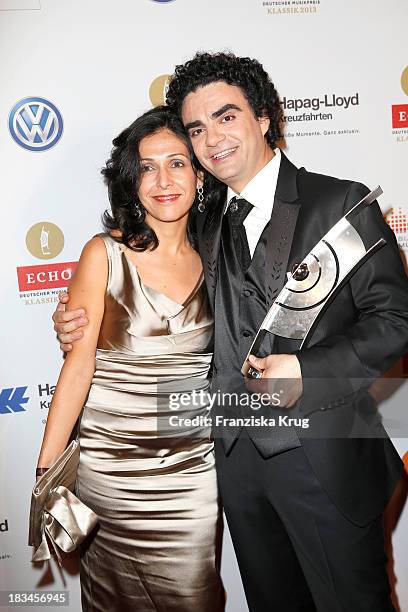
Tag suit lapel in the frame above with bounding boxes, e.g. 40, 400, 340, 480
197, 152, 301, 319
265, 152, 302, 352
197, 198, 225, 311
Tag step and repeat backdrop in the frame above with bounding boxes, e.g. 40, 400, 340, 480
1, 0, 407, 610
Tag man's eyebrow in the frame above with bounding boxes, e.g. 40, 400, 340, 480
184, 119, 203, 131
184, 104, 242, 131
211, 103, 242, 119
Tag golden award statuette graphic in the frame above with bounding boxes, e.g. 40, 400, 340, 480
26, 222, 64, 260
401, 66, 408, 96
149, 74, 172, 107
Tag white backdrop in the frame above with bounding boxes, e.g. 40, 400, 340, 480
1, 1, 407, 610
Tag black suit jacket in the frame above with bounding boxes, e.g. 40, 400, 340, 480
194, 151, 408, 526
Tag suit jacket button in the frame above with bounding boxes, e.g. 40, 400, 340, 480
243, 289, 252, 297
242, 330, 251, 338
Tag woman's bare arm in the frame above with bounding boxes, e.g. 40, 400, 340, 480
52, 292, 88, 352
37, 236, 108, 468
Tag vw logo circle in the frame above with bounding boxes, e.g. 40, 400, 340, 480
9, 97, 63, 152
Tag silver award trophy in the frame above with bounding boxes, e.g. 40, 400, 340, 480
242, 186, 386, 379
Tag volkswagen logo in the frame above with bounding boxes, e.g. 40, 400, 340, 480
9, 97, 63, 152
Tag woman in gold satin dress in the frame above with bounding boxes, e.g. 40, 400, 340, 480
36, 106, 225, 611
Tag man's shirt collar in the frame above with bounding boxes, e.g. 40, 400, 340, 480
226, 148, 281, 215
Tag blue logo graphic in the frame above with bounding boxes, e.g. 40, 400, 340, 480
9, 97, 63, 152
0, 387, 29, 414
151, 1, 175, 3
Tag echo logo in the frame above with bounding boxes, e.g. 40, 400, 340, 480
0, 387, 29, 414
392, 104, 408, 129
401, 66, 408, 97
26, 222, 64, 260
0, 519, 9, 533
17, 261, 78, 291
392, 68, 408, 131
149, 74, 172, 107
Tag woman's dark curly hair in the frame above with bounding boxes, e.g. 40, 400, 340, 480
166, 51, 283, 149
102, 105, 205, 251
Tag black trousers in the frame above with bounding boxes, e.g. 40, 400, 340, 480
215, 430, 394, 612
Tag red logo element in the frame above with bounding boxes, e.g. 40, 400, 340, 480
385, 208, 407, 234
392, 104, 408, 128
17, 262, 78, 291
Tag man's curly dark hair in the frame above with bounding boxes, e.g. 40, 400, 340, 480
166, 51, 283, 149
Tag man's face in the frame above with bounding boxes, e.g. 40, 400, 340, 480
181, 81, 272, 194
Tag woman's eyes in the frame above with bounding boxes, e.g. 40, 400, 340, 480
141, 160, 185, 172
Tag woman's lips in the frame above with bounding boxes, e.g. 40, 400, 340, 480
152, 194, 181, 203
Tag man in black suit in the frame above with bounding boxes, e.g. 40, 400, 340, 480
54, 52, 408, 611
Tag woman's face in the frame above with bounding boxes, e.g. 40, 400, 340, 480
138, 128, 201, 224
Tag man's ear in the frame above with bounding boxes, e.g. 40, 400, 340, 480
258, 111, 270, 136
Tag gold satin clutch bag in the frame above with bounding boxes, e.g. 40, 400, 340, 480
29, 440, 98, 566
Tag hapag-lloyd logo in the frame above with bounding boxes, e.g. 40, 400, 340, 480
282, 93, 359, 113
17, 261, 78, 291
281, 92, 360, 125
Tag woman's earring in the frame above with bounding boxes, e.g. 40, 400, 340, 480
133, 201, 143, 221
197, 186, 205, 213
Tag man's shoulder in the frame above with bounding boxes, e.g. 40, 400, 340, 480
298, 165, 358, 196
296, 164, 370, 215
